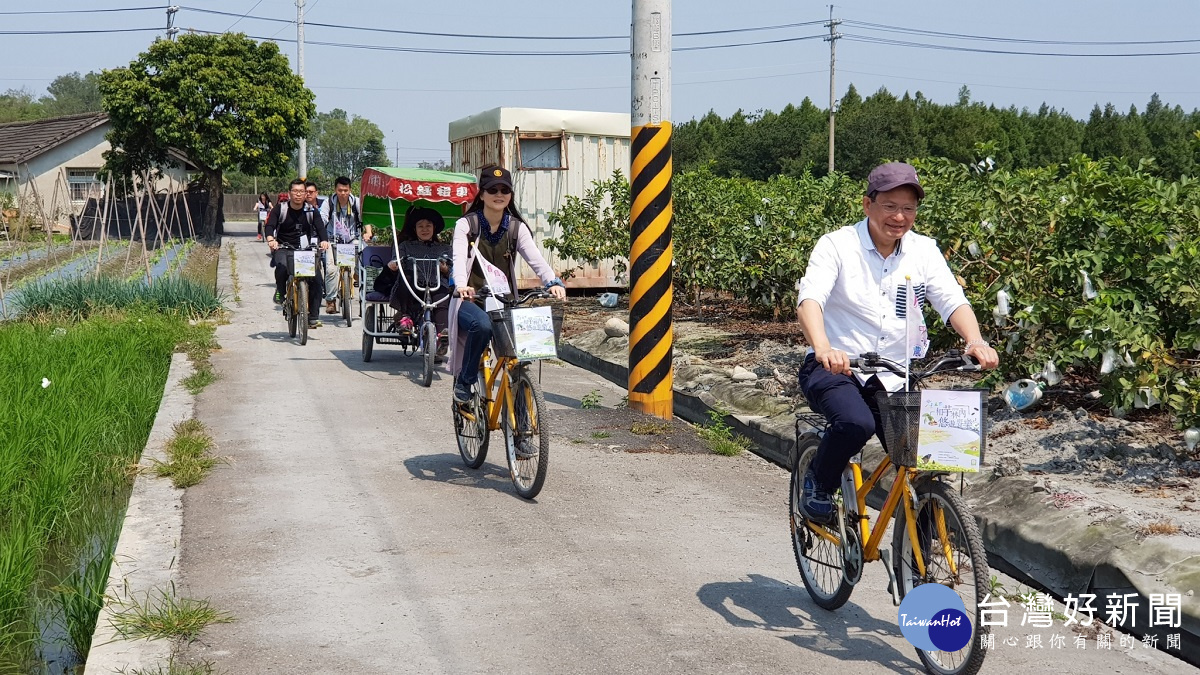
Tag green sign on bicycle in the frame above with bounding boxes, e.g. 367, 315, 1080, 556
916, 390, 985, 473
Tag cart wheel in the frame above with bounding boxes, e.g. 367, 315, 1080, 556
362, 305, 375, 362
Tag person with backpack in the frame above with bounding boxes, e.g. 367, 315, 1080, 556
447, 166, 566, 403
264, 178, 330, 329
319, 176, 372, 315
253, 192, 272, 241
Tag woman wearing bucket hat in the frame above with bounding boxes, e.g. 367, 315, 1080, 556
386, 206, 452, 344
447, 165, 567, 403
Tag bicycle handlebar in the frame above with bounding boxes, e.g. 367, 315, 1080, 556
849, 350, 980, 385
476, 286, 553, 307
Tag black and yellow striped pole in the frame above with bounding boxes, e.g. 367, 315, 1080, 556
629, 0, 673, 419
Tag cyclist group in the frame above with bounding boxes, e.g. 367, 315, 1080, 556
263, 166, 566, 401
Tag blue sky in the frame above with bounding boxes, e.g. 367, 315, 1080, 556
3, 1, 1198, 167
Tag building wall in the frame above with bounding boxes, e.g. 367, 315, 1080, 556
451, 129, 630, 289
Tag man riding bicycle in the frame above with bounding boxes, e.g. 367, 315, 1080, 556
265, 178, 330, 329
795, 162, 999, 524
320, 175, 371, 315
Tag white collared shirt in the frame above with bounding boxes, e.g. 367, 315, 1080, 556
798, 219, 969, 387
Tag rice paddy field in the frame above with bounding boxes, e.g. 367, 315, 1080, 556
0, 263, 221, 672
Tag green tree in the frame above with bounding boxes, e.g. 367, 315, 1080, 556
40, 72, 102, 116
0, 88, 42, 123
99, 32, 314, 241
309, 108, 389, 180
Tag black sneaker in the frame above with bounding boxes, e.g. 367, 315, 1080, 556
452, 380, 472, 404
514, 438, 538, 460
801, 469, 835, 525
273, 291, 283, 304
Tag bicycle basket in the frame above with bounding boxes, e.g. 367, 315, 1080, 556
875, 390, 922, 466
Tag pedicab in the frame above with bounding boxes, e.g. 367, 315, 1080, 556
357, 167, 478, 383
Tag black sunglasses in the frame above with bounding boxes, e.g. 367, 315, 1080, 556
485, 186, 512, 195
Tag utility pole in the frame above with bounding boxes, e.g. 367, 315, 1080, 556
824, 6, 841, 174
628, 0, 673, 420
296, 0, 307, 178
165, 5, 179, 40
395, 142, 400, 167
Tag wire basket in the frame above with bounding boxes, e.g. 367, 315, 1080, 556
875, 390, 923, 466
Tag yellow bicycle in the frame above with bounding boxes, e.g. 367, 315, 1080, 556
791, 351, 990, 675
452, 288, 557, 499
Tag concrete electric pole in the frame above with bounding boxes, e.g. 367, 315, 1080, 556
296, 0, 307, 178
825, 7, 841, 174
628, 0, 674, 420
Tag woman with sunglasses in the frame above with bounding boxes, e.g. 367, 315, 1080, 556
447, 166, 567, 403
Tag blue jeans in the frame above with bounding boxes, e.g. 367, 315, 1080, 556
797, 353, 887, 492
456, 301, 493, 386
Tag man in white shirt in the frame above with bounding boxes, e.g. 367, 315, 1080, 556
795, 162, 999, 523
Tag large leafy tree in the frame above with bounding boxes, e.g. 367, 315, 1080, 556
309, 108, 388, 180
99, 33, 314, 241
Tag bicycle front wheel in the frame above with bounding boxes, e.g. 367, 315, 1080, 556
893, 480, 990, 675
297, 281, 309, 346
454, 365, 490, 469
420, 321, 436, 388
341, 269, 352, 326
504, 366, 550, 499
790, 436, 853, 610
285, 283, 297, 338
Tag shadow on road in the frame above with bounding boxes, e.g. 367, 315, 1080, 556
402, 452, 532, 501
697, 573, 918, 672
329, 349, 450, 387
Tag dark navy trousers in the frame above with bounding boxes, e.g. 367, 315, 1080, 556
456, 300, 493, 386
797, 353, 887, 491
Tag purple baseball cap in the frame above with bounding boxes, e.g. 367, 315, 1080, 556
866, 162, 925, 200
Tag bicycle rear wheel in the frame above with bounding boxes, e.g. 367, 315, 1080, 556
790, 437, 853, 609
341, 268, 352, 327
893, 480, 989, 675
504, 366, 550, 499
297, 281, 309, 346
420, 321, 436, 388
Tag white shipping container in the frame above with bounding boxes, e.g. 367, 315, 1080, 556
449, 107, 631, 288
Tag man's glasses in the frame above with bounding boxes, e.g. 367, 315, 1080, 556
874, 202, 919, 217
485, 186, 512, 195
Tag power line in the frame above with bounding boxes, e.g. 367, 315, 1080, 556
843, 33, 1200, 58
840, 68, 1200, 97
188, 29, 826, 56
179, 6, 823, 41
0, 27, 162, 36
226, 0, 266, 32
842, 19, 1200, 47
0, 5, 165, 15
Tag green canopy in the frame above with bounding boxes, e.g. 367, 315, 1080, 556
359, 167, 478, 232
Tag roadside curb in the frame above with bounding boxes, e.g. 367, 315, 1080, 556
83, 353, 192, 672
559, 336, 1199, 667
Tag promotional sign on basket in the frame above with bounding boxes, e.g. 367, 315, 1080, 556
916, 389, 985, 472
510, 306, 557, 361
336, 244, 356, 267
294, 250, 317, 278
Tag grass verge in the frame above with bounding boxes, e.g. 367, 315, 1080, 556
119, 656, 223, 675
698, 408, 754, 456
153, 420, 222, 489
225, 243, 241, 305
109, 589, 234, 642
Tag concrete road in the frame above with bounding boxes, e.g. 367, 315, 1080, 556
179, 223, 1194, 674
